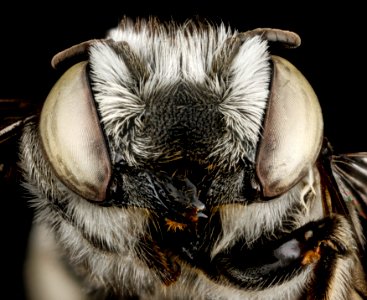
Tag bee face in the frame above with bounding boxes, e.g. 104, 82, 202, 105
18, 17, 367, 299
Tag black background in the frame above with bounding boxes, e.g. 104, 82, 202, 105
1, 2, 366, 299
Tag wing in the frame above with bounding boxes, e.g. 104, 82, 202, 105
330, 152, 367, 275
330, 152, 367, 220
0, 98, 37, 187
317, 139, 367, 256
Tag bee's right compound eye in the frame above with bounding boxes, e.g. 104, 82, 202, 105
39, 61, 112, 202
256, 56, 324, 198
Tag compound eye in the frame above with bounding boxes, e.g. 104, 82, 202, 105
39, 61, 112, 201
256, 55, 323, 198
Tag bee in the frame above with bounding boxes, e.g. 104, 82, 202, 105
1, 17, 366, 300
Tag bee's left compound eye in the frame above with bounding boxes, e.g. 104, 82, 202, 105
256, 56, 324, 198
39, 61, 112, 201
